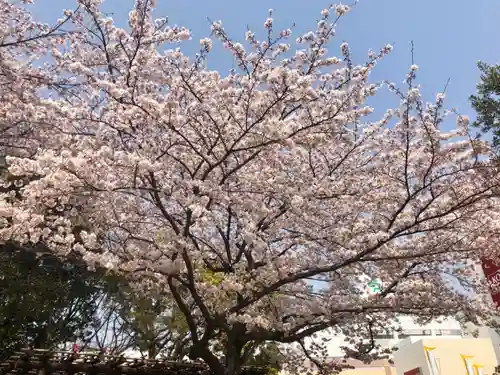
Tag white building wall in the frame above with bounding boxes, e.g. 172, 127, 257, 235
298, 316, 464, 359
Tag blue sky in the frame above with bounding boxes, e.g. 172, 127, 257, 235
29, 0, 500, 126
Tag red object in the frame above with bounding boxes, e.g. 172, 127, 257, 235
481, 258, 500, 306
72, 343, 79, 353
404, 368, 421, 375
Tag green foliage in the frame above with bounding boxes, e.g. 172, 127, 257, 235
470, 61, 500, 151
0, 241, 192, 360
101, 280, 191, 358
244, 342, 283, 373
0, 243, 102, 359
200, 268, 225, 286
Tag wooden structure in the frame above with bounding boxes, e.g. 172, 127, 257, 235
0, 349, 268, 375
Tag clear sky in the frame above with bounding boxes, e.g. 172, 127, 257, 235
28, 0, 500, 123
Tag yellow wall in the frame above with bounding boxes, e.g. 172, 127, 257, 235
280, 359, 396, 375
394, 338, 497, 375
339, 366, 396, 375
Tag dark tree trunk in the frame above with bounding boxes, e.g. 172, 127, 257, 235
190, 325, 246, 375
190, 342, 244, 375
224, 348, 243, 375
147, 345, 156, 359
223, 330, 245, 375
190, 343, 227, 375
32, 328, 50, 349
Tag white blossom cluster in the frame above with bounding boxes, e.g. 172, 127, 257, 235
0, 1, 499, 374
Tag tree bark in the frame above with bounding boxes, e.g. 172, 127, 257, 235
147, 345, 156, 360
224, 350, 243, 375
223, 333, 244, 375
190, 343, 227, 375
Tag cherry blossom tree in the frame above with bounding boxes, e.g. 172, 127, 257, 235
2, 0, 500, 374
0, 0, 77, 159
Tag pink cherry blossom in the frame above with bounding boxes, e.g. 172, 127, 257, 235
1, 2, 500, 375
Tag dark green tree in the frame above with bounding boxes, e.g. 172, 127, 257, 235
107, 286, 192, 359
244, 342, 283, 375
470, 61, 500, 151
209, 340, 283, 375
0, 243, 103, 359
